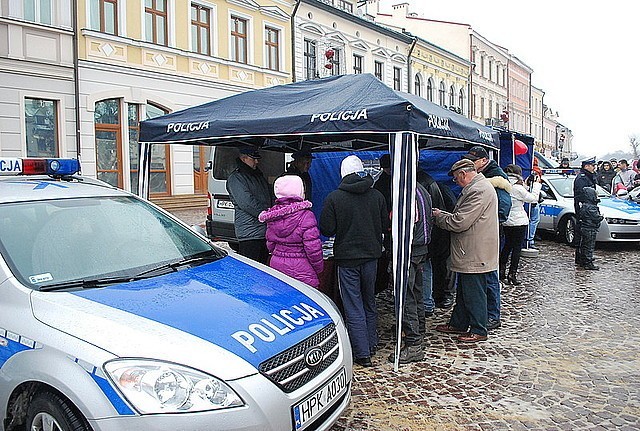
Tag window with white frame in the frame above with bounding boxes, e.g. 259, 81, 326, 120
25, 98, 58, 157
374, 61, 383, 81
426, 78, 433, 101
230, 15, 248, 64
393, 67, 401, 90
145, 0, 168, 46
23, 0, 52, 25
89, 0, 118, 35
331, 48, 341, 76
449, 85, 455, 107
304, 39, 316, 80
459, 89, 464, 114
353, 54, 363, 74
191, 3, 211, 56
414, 74, 421, 97
438, 81, 445, 106
265, 26, 280, 71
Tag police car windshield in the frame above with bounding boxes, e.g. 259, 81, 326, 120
547, 177, 610, 199
0, 196, 222, 290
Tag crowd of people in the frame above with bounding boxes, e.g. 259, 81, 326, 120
224, 145, 620, 368
591, 158, 640, 196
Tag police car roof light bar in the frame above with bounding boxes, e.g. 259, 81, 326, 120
0, 158, 81, 176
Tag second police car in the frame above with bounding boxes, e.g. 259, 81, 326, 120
0, 158, 352, 431
537, 172, 640, 244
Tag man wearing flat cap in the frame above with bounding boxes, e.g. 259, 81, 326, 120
286, 150, 314, 201
227, 147, 272, 264
462, 146, 510, 331
432, 158, 499, 343
573, 157, 597, 264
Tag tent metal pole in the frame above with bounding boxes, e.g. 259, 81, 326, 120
137, 141, 152, 200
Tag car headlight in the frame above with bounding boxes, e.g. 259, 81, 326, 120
104, 359, 244, 414
605, 217, 638, 225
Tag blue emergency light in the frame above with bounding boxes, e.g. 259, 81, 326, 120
0, 158, 81, 176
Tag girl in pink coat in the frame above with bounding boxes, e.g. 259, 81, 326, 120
258, 175, 324, 287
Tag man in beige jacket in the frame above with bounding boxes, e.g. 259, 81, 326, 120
432, 158, 499, 343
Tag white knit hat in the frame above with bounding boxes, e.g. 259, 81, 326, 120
340, 155, 364, 178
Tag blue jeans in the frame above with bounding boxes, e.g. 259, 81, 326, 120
337, 260, 378, 359
449, 272, 489, 336
422, 258, 434, 313
526, 204, 541, 247
486, 270, 500, 321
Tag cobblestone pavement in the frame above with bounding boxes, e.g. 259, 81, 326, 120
168, 210, 640, 430
330, 240, 640, 431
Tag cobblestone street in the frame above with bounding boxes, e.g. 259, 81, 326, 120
170, 210, 640, 430
330, 240, 640, 430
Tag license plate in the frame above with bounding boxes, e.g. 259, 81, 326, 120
216, 200, 234, 209
292, 368, 347, 430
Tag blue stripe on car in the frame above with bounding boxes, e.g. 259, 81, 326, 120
538, 204, 563, 216
598, 198, 640, 215
0, 337, 31, 369
88, 371, 136, 416
72, 257, 331, 367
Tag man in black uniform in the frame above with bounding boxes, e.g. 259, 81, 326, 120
573, 157, 597, 264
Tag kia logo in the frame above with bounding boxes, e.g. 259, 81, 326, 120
304, 347, 324, 368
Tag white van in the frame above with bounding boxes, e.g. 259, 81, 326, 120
205, 147, 288, 247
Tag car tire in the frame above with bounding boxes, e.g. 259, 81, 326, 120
560, 215, 577, 246
26, 391, 91, 431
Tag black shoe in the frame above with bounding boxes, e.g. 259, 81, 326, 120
487, 318, 501, 330
437, 298, 454, 309
507, 273, 522, 286
354, 357, 373, 367
583, 263, 599, 270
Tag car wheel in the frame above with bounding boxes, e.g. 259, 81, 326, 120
26, 391, 91, 431
561, 215, 577, 246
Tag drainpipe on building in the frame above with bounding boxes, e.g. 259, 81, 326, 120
406, 36, 417, 93
72, 0, 81, 156
291, 0, 302, 82
468, 32, 473, 119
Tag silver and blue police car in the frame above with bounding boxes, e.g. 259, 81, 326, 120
537, 172, 640, 244
0, 158, 352, 431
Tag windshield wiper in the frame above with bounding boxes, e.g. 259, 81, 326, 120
39, 275, 138, 292
131, 249, 223, 279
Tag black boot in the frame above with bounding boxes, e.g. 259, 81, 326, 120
499, 264, 507, 282
507, 272, 522, 286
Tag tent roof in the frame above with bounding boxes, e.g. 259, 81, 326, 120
140, 73, 498, 151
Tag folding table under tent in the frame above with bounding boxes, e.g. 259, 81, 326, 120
139, 73, 500, 371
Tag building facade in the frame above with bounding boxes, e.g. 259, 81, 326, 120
0, 0, 77, 159
77, 0, 293, 199
505, 53, 532, 135
531, 85, 545, 154
294, 0, 412, 92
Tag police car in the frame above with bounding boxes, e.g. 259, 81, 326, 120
0, 158, 351, 431
537, 173, 640, 244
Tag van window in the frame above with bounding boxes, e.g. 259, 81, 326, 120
212, 147, 286, 184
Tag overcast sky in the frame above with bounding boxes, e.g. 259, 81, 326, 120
378, 0, 640, 158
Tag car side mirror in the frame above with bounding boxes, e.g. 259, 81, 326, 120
539, 190, 549, 200
204, 160, 212, 172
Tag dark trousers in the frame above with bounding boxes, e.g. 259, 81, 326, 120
400, 254, 426, 347
431, 254, 454, 304
500, 225, 528, 274
449, 272, 489, 336
337, 260, 378, 359
576, 227, 597, 265
238, 239, 269, 265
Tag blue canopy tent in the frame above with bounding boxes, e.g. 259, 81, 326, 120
138, 73, 499, 371
498, 130, 535, 179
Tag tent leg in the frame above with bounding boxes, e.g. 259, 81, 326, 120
137, 141, 152, 200
390, 132, 418, 372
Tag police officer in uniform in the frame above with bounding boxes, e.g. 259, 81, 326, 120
573, 157, 597, 264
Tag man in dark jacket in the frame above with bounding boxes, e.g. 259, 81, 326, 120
417, 168, 456, 310
320, 155, 388, 367
463, 146, 510, 331
226, 147, 272, 264
575, 187, 603, 270
286, 150, 314, 201
573, 158, 597, 263
389, 182, 432, 364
